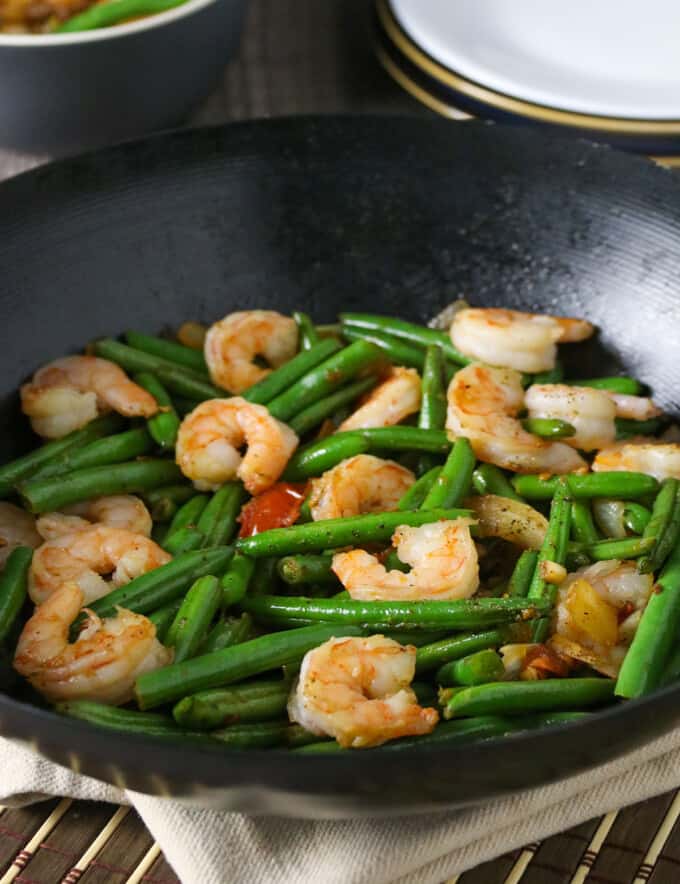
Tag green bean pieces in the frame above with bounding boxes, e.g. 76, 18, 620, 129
521, 418, 576, 439
288, 377, 375, 437
163, 526, 205, 556
508, 550, 539, 598
143, 484, 195, 522
420, 437, 475, 509
444, 678, 614, 719
339, 312, 469, 364
148, 600, 182, 643
513, 472, 659, 501
201, 613, 253, 654
165, 575, 222, 664
616, 536, 680, 698
126, 331, 208, 375
0, 547, 32, 645
342, 326, 425, 371
173, 678, 290, 729
397, 467, 442, 511
196, 482, 246, 547
528, 480, 572, 603
134, 372, 180, 449
56, 0, 190, 33
471, 464, 524, 502
242, 339, 340, 406
293, 312, 319, 351
415, 625, 530, 674
165, 494, 209, 538
221, 553, 256, 608
437, 649, 505, 687
29, 426, 154, 483
278, 555, 337, 585
574, 377, 641, 395
570, 500, 600, 545
237, 508, 471, 557
638, 479, 680, 574
419, 346, 447, 430
623, 503, 652, 536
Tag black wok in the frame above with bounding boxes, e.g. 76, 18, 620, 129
0, 117, 679, 816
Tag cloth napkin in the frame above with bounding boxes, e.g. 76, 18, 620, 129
3, 729, 680, 884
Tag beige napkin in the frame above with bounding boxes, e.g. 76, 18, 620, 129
3, 729, 680, 884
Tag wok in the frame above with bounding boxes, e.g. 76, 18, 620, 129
0, 116, 679, 815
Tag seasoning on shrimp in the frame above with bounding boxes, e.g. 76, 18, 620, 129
204, 310, 298, 393
338, 367, 421, 431
14, 583, 171, 705
287, 635, 439, 748
175, 397, 299, 495
447, 363, 586, 474
36, 494, 153, 541
21, 355, 158, 439
308, 454, 415, 521
332, 518, 479, 602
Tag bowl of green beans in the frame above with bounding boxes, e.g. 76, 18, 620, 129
0, 0, 247, 153
1, 117, 680, 815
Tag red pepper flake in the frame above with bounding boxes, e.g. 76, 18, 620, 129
238, 482, 307, 537
523, 644, 572, 678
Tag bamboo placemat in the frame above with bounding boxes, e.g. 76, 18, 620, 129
1, 1, 679, 881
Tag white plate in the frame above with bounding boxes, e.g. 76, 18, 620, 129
391, 0, 680, 120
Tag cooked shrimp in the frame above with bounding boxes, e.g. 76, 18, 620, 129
287, 635, 438, 748
593, 442, 680, 481
13, 583, 171, 705
29, 525, 171, 606
447, 363, 586, 473
525, 384, 617, 451
550, 561, 653, 677
176, 397, 298, 495
204, 310, 298, 393
450, 307, 594, 373
0, 502, 41, 569
465, 494, 548, 550
606, 393, 663, 421
37, 495, 153, 541
332, 518, 479, 602
309, 455, 414, 521
338, 368, 421, 431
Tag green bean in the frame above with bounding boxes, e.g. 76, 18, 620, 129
196, 482, 246, 547
616, 537, 680, 698
57, 0, 189, 32
143, 484, 195, 522
528, 480, 572, 603
125, 331, 208, 375
437, 649, 504, 687
20, 458, 183, 513
623, 503, 652, 536
415, 624, 530, 673
521, 418, 576, 439
56, 701, 211, 743
135, 623, 364, 709
165, 494, 209, 538
573, 535, 656, 561
571, 500, 600, 545
173, 678, 290, 729
342, 326, 425, 370
508, 550, 539, 598
278, 555, 338, 585
288, 377, 376, 437
397, 467, 442, 511
384, 630, 448, 647
444, 678, 614, 719
201, 613, 253, 654
29, 426, 154, 482
419, 345, 447, 427
0, 547, 32, 645
172, 396, 202, 417
572, 377, 642, 394
250, 557, 280, 597
420, 437, 475, 509
293, 311, 318, 351
266, 340, 383, 422
471, 464, 524, 502
87, 547, 234, 619
297, 497, 312, 523
163, 526, 205, 556
237, 507, 470, 557
133, 372, 180, 449
0, 413, 123, 496
221, 553, 256, 608
284, 427, 451, 480
210, 721, 294, 749
383, 549, 410, 574
513, 472, 659, 501
639, 481, 680, 574
339, 313, 469, 364
241, 594, 548, 631
532, 363, 564, 385
165, 576, 222, 664
151, 522, 168, 547
94, 339, 223, 400
243, 339, 341, 405
148, 600, 182, 643
616, 417, 667, 439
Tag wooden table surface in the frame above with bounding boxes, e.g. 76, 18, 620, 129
2, 1, 680, 881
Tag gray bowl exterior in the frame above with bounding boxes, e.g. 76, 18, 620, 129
0, 0, 246, 154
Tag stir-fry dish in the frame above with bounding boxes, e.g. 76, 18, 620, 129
0, 0, 188, 35
1, 305, 679, 753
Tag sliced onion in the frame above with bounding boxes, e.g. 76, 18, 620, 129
428, 299, 469, 330
592, 498, 627, 539
465, 494, 548, 550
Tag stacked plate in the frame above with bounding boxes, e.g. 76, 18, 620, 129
375, 0, 680, 161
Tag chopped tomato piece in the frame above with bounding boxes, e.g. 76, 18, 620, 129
238, 483, 307, 537
522, 643, 572, 678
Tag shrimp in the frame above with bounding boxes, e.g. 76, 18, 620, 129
332, 518, 479, 602
36, 495, 153, 541
549, 560, 653, 677
0, 502, 41, 569
447, 363, 587, 473
525, 384, 617, 451
176, 397, 298, 495
21, 356, 158, 439
606, 393, 662, 421
338, 368, 421, 431
450, 307, 594, 373
308, 455, 415, 521
465, 494, 548, 550
593, 442, 680, 481
287, 635, 438, 748
13, 583, 171, 705
29, 525, 171, 606
204, 310, 298, 393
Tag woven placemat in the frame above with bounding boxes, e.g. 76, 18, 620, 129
0, 1, 678, 881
